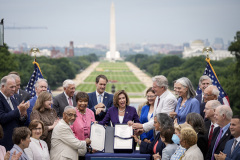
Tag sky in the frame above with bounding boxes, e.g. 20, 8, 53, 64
1, 0, 240, 47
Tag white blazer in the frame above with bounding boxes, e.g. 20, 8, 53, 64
143, 90, 177, 132
50, 119, 87, 160
24, 137, 50, 160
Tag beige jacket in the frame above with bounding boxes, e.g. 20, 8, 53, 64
50, 119, 87, 160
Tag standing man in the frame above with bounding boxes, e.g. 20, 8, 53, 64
53, 79, 77, 118
200, 85, 221, 118
8, 71, 31, 103
214, 115, 240, 160
88, 75, 113, 121
206, 105, 233, 160
203, 100, 221, 149
196, 75, 223, 105
26, 78, 48, 126
50, 106, 90, 160
0, 75, 29, 150
132, 75, 177, 133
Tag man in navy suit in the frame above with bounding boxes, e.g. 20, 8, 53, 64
214, 115, 240, 160
205, 105, 234, 160
88, 75, 113, 121
0, 75, 29, 151
195, 75, 223, 105
26, 78, 48, 126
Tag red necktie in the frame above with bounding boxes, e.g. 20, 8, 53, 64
208, 124, 214, 148
68, 97, 73, 106
156, 98, 160, 108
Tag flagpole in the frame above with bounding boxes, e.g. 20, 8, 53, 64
30, 47, 43, 75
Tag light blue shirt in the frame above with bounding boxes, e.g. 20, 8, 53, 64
170, 145, 186, 160
175, 97, 200, 124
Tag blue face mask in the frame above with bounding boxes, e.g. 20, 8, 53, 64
172, 134, 180, 144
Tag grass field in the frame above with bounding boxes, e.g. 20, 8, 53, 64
76, 62, 147, 94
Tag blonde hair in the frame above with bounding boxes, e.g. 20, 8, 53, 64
181, 127, 197, 147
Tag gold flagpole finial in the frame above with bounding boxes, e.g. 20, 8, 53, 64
202, 47, 213, 59
30, 48, 40, 62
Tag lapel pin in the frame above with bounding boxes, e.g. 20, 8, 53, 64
105, 96, 107, 98
126, 112, 128, 114
226, 133, 228, 136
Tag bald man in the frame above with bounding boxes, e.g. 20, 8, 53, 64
206, 105, 234, 160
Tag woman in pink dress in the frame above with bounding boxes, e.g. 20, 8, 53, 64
71, 92, 95, 140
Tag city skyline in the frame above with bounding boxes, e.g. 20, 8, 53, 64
0, 0, 240, 47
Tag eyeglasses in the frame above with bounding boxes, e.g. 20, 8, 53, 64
65, 113, 77, 118
32, 128, 42, 131
203, 93, 214, 97
146, 95, 156, 99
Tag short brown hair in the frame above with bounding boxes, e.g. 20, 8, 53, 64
76, 92, 89, 103
180, 128, 197, 147
113, 90, 130, 108
0, 124, 3, 139
160, 127, 174, 144
33, 91, 52, 112
12, 127, 31, 145
145, 87, 155, 106
29, 119, 45, 135
96, 75, 108, 83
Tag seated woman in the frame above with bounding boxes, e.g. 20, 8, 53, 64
71, 92, 95, 140
9, 127, 31, 160
179, 128, 204, 160
139, 87, 155, 143
186, 113, 207, 157
24, 120, 50, 160
30, 91, 59, 150
169, 77, 200, 124
98, 90, 139, 126
170, 123, 192, 160
133, 113, 173, 156
153, 127, 178, 160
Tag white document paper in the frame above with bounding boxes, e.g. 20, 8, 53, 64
90, 123, 105, 151
114, 125, 133, 149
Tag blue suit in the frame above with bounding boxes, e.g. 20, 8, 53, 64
139, 105, 154, 142
0, 92, 26, 151
222, 139, 240, 160
25, 95, 37, 126
88, 92, 113, 121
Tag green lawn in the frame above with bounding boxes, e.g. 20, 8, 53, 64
76, 83, 146, 93
76, 62, 146, 93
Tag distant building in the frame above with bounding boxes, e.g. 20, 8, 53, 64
212, 38, 224, 50
69, 41, 74, 57
182, 39, 234, 60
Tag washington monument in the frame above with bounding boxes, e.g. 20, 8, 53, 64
106, 2, 120, 61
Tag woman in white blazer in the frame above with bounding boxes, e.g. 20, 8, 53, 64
24, 120, 50, 160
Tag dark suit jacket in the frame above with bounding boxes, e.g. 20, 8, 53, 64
223, 138, 240, 160
88, 92, 113, 121
205, 120, 211, 137
140, 132, 166, 155
53, 92, 77, 117
0, 92, 25, 151
98, 105, 140, 127
205, 126, 234, 160
19, 89, 31, 102
13, 94, 22, 105
197, 132, 208, 158
195, 94, 223, 105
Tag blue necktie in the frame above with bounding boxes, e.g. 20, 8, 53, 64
211, 128, 223, 160
98, 94, 102, 104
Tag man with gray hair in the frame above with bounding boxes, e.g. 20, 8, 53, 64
204, 100, 221, 148
206, 105, 234, 160
26, 78, 48, 126
53, 79, 76, 117
200, 85, 223, 118
0, 75, 30, 150
8, 71, 31, 103
50, 106, 91, 160
132, 75, 177, 133
196, 75, 223, 105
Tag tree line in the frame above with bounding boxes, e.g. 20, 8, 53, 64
0, 44, 98, 90
125, 32, 240, 115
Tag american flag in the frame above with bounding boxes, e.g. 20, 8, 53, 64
196, 58, 230, 106
25, 61, 50, 97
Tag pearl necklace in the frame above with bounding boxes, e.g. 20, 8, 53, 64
118, 108, 125, 113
